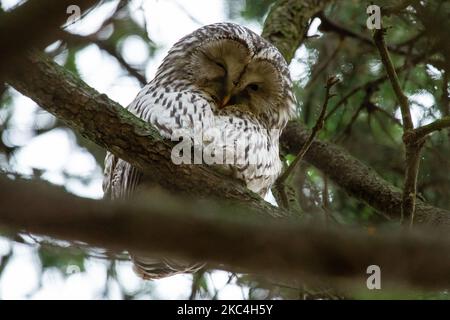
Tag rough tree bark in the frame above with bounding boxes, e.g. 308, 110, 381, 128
262, 0, 334, 62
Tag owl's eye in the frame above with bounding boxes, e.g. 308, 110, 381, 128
215, 61, 226, 70
247, 83, 259, 91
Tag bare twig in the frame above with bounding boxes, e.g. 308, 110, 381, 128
404, 117, 450, 143
324, 50, 430, 121
0, 0, 98, 75
335, 103, 364, 142
306, 38, 344, 88
274, 76, 339, 209
373, 29, 414, 131
371, 103, 403, 127
59, 31, 147, 86
382, 0, 414, 16
318, 12, 414, 56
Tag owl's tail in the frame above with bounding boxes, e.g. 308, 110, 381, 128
131, 255, 204, 280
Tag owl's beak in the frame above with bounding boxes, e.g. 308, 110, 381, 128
220, 94, 231, 109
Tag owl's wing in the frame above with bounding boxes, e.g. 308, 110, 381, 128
102, 151, 116, 199
103, 84, 216, 200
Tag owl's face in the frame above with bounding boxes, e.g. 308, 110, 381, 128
156, 23, 297, 129
190, 38, 287, 122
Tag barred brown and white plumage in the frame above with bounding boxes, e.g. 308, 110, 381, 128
103, 22, 296, 279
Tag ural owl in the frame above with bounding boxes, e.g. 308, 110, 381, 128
103, 23, 296, 279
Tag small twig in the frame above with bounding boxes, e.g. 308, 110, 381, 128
382, 0, 414, 16
58, 0, 150, 87
278, 76, 339, 185
336, 86, 376, 141
373, 29, 414, 131
306, 38, 344, 88
94, 39, 147, 86
317, 12, 412, 56
324, 50, 430, 121
335, 103, 364, 142
373, 112, 398, 144
60, 31, 147, 86
321, 173, 339, 225
404, 117, 450, 143
371, 103, 403, 127
274, 76, 339, 209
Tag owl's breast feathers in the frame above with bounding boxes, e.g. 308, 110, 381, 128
122, 82, 282, 197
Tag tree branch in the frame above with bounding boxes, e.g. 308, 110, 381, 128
373, 29, 414, 131
325, 51, 430, 121
261, 0, 334, 62
59, 31, 147, 86
374, 28, 423, 226
404, 117, 450, 143
2, 175, 450, 290
0, 0, 98, 76
318, 12, 412, 56
279, 76, 339, 185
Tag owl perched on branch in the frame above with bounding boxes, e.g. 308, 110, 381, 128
103, 22, 296, 279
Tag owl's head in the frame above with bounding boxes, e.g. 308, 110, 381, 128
158, 23, 297, 129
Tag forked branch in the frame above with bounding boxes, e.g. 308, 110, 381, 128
374, 28, 424, 227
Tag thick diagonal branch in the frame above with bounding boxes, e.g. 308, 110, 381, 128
5, 51, 285, 219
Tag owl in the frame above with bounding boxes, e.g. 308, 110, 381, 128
103, 22, 296, 279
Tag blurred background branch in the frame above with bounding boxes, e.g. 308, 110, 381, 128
2, 174, 450, 290
0, 0, 99, 75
